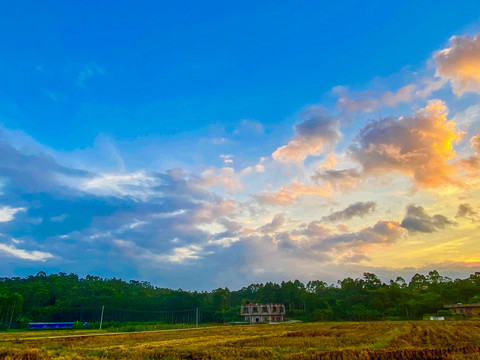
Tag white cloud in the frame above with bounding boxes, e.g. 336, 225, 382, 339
0, 242, 53, 261
82, 171, 159, 200
0, 206, 26, 222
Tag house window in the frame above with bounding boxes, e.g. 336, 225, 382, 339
272, 306, 277, 312
262, 306, 268, 313
252, 306, 258, 313
242, 307, 249, 314
280, 305, 285, 313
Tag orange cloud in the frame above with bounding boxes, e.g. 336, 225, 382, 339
349, 100, 464, 188
255, 180, 331, 206
434, 32, 480, 96
317, 153, 338, 169
471, 132, 480, 153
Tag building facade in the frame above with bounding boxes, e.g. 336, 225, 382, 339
444, 303, 480, 316
241, 302, 285, 323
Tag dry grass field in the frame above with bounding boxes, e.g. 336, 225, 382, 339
1, 321, 480, 359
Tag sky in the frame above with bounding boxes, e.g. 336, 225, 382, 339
1, 1, 480, 290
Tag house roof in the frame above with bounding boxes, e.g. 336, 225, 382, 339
444, 303, 480, 309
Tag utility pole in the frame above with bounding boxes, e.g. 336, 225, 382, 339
195, 308, 199, 327
8, 304, 15, 329
99, 305, 105, 330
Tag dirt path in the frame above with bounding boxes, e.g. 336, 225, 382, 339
15, 325, 226, 341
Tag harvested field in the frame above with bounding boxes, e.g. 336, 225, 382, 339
1, 321, 480, 359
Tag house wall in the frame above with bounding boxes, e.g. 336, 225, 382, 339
450, 307, 480, 316
241, 303, 285, 323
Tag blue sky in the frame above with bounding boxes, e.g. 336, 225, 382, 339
1, 2, 480, 290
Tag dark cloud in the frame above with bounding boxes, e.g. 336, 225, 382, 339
312, 168, 362, 191
318, 220, 405, 251
340, 253, 371, 264
0, 132, 91, 198
321, 201, 376, 222
401, 205, 456, 233
277, 218, 405, 260
257, 214, 286, 234
292, 221, 334, 241
456, 203, 478, 221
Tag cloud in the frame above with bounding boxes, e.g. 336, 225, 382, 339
257, 214, 286, 234
293, 221, 335, 241
338, 84, 417, 112
321, 201, 376, 222
471, 131, 480, 153
434, 32, 480, 96
458, 131, 480, 171
272, 107, 340, 163
317, 220, 405, 252
82, 171, 160, 200
113, 239, 206, 265
76, 63, 105, 88
312, 168, 362, 191
270, 219, 405, 261
196, 167, 243, 193
220, 154, 233, 164
414, 78, 448, 98
0, 130, 250, 286
380, 84, 417, 106
400, 205, 456, 233
254, 180, 330, 206
317, 153, 338, 169
234, 119, 265, 136
0, 206, 26, 222
335, 80, 446, 114
456, 203, 478, 221
261, 217, 406, 261
0, 131, 91, 196
337, 95, 378, 113
348, 100, 464, 188
0, 242, 53, 261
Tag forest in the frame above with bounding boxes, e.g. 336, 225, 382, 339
1, 270, 479, 328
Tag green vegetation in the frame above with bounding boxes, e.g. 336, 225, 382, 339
2, 321, 480, 359
1, 270, 480, 328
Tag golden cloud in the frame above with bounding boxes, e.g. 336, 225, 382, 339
349, 100, 464, 188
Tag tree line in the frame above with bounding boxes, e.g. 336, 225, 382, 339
1, 270, 479, 328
